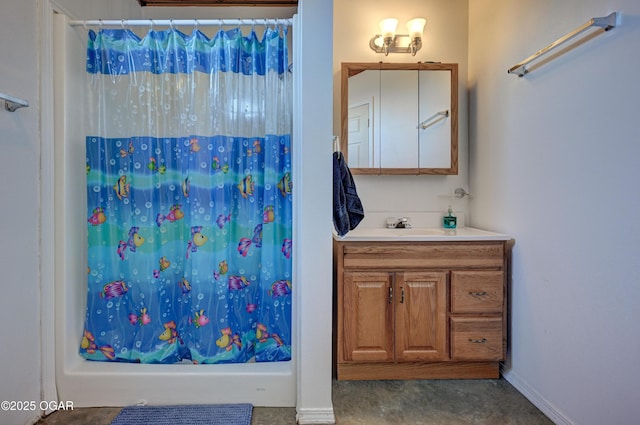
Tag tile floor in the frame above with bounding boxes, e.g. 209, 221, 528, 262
36, 379, 553, 425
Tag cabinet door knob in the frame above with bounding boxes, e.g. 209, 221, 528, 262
388, 286, 393, 304
400, 287, 405, 304
469, 338, 487, 344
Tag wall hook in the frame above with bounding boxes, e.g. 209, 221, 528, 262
0, 92, 29, 112
454, 187, 471, 199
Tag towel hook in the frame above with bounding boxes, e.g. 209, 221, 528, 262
0, 92, 29, 112
333, 136, 341, 155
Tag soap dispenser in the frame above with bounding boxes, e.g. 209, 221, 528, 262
443, 205, 457, 229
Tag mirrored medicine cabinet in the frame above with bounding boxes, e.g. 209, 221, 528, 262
340, 62, 458, 175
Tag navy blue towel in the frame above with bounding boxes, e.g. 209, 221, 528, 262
333, 152, 364, 236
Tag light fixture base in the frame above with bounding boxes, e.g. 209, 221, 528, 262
369, 34, 423, 56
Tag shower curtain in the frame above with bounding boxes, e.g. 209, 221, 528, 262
80, 25, 292, 364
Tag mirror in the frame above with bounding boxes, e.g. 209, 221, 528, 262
341, 62, 458, 175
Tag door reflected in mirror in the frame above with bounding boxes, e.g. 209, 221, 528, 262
347, 70, 377, 168
341, 62, 458, 175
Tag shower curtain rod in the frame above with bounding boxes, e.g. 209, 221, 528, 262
68, 18, 293, 28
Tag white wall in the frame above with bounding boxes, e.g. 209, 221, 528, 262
294, 3, 335, 422
52, 0, 140, 19
0, 0, 40, 423
334, 0, 470, 228
469, 1, 640, 424
0, 2, 142, 423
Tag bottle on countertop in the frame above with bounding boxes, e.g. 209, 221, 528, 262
443, 205, 457, 229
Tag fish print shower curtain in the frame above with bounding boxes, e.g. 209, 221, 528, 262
81, 25, 292, 364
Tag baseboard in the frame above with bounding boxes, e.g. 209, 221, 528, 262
338, 361, 499, 380
501, 366, 574, 425
296, 407, 336, 424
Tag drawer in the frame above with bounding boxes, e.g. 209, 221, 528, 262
451, 271, 503, 314
341, 242, 504, 270
450, 317, 503, 361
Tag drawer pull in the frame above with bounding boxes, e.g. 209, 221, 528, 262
388, 286, 393, 304
469, 291, 488, 297
469, 338, 487, 344
400, 287, 405, 304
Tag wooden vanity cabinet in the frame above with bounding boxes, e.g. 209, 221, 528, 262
334, 240, 510, 380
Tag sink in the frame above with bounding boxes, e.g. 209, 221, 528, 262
334, 227, 510, 241
384, 228, 448, 236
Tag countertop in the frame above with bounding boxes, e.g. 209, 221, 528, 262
333, 227, 510, 242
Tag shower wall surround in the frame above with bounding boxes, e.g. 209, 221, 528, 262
43, 1, 335, 423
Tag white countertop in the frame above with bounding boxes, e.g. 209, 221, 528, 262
333, 227, 510, 242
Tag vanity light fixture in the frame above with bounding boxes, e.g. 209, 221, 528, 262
369, 17, 426, 56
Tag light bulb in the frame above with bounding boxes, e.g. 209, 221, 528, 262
406, 17, 426, 40
378, 18, 398, 40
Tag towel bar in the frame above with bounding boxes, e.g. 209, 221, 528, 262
418, 110, 449, 130
508, 12, 618, 77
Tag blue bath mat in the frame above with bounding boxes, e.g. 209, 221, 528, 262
110, 403, 252, 425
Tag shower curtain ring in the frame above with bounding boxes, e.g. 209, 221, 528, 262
121, 19, 126, 30
194, 19, 199, 32
169, 18, 174, 30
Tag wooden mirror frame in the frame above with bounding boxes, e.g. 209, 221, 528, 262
340, 62, 458, 175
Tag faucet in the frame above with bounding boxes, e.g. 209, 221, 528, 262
393, 217, 412, 229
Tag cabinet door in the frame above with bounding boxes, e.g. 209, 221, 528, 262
395, 272, 448, 361
343, 272, 394, 362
